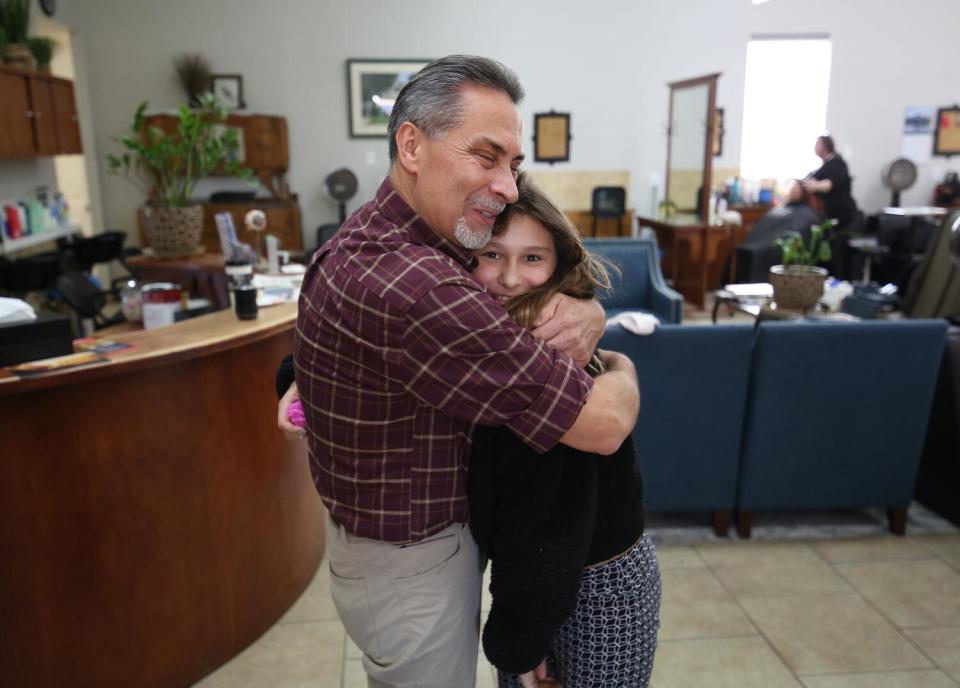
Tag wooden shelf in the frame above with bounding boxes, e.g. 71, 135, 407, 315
0, 223, 81, 255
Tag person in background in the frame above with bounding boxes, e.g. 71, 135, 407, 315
281, 55, 640, 688
469, 175, 660, 688
733, 179, 822, 283
802, 134, 857, 230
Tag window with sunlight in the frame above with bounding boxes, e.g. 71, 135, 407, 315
739, 37, 832, 182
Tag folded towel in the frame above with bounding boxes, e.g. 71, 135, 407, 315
607, 311, 660, 336
0, 297, 36, 324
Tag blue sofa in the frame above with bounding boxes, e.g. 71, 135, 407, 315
600, 319, 947, 536
583, 238, 683, 324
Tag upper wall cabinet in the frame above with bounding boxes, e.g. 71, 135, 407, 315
0, 66, 83, 159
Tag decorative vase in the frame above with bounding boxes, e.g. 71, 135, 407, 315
769, 264, 828, 310
3, 43, 34, 70
142, 205, 204, 257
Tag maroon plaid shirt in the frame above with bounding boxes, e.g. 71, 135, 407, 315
294, 179, 593, 543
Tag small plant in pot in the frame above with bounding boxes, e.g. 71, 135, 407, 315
27, 36, 54, 74
0, 0, 33, 70
107, 94, 254, 256
770, 219, 834, 310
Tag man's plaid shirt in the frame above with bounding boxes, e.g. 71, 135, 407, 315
294, 179, 593, 543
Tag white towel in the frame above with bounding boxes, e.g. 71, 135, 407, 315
0, 297, 36, 324
607, 311, 660, 335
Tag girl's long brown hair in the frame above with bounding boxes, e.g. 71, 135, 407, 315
494, 174, 616, 375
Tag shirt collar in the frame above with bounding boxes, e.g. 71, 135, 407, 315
376, 178, 479, 271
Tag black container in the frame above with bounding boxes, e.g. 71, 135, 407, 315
234, 285, 258, 320
0, 311, 74, 366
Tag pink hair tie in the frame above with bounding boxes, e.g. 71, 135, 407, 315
287, 399, 306, 428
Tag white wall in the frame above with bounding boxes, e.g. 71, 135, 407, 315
9, 0, 960, 248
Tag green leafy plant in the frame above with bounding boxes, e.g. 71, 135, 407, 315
27, 36, 54, 66
775, 218, 835, 267
0, 0, 29, 44
106, 93, 254, 208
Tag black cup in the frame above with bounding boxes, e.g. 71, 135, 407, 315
234, 285, 259, 320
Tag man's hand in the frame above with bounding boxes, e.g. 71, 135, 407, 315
277, 382, 305, 440
519, 661, 560, 688
532, 294, 605, 367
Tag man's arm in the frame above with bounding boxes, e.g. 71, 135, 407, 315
559, 349, 638, 455
531, 294, 605, 368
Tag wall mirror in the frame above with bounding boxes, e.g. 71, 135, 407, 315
665, 73, 720, 219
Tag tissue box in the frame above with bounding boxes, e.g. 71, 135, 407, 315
0, 311, 74, 367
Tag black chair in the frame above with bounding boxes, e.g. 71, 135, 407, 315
58, 230, 141, 295
54, 270, 125, 332
590, 187, 627, 237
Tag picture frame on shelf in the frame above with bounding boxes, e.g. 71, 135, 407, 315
533, 111, 571, 164
933, 106, 960, 157
210, 74, 245, 110
346, 59, 430, 138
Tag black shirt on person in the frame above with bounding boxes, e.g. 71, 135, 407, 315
811, 155, 857, 228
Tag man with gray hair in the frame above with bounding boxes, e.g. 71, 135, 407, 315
290, 55, 639, 687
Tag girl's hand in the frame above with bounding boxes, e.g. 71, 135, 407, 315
277, 382, 305, 440
519, 661, 560, 687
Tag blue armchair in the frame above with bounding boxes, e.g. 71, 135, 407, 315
583, 238, 683, 324
735, 319, 947, 537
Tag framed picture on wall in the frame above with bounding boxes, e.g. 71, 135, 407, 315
712, 107, 725, 157
211, 74, 245, 110
347, 59, 431, 138
533, 111, 571, 164
933, 106, 960, 156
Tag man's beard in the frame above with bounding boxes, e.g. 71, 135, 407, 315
453, 216, 492, 249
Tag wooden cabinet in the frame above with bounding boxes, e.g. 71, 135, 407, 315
49, 78, 82, 154
0, 69, 34, 158
0, 66, 83, 158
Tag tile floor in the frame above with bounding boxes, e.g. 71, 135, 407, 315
195, 528, 960, 688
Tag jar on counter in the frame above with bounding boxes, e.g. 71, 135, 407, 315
141, 282, 182, 330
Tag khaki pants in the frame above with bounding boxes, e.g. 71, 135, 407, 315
325, 514, 481, 688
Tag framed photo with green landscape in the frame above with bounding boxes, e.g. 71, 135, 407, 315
347, 59, 430, 138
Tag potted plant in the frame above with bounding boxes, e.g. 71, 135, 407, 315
0, 0, 33, 70
769, 219, 834, 310
106, 93, 254, 256
27, 36, 53, 74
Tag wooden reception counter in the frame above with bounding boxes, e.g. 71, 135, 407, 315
0, 304, 325, 687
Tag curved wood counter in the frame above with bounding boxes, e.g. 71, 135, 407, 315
0, 303, 325, 687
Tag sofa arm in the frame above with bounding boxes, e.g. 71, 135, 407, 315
649, 283, 684, 324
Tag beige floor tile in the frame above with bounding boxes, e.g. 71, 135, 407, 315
194, 619, 344, 687
811, 536, 935, 564
739, 594, 931, 675
343, 658, 366, 688
659, 567, 756, 640
656, 545, 707, 570
915, 534, 960, 571
650, 636, 801, 687
835, 559, 960, 628
906, 627, 960, 683
278, 558, 340, 624
345, 634, 363, 659
800, 670, 957, 688
697, 541, 852, 597
476, 658, 497, 688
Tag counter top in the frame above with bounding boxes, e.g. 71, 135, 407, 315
0, 302, 297, 395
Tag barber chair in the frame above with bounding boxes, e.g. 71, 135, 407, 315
54, 270, 126, 335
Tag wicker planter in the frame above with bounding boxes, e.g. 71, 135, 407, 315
769, 264, 828, 310
3, 44, 34, 70
143, 205, 204, 257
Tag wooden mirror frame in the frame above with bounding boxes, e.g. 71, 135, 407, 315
665, 73, 721, 219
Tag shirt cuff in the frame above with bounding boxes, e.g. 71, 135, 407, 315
506, 352, 593, 454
